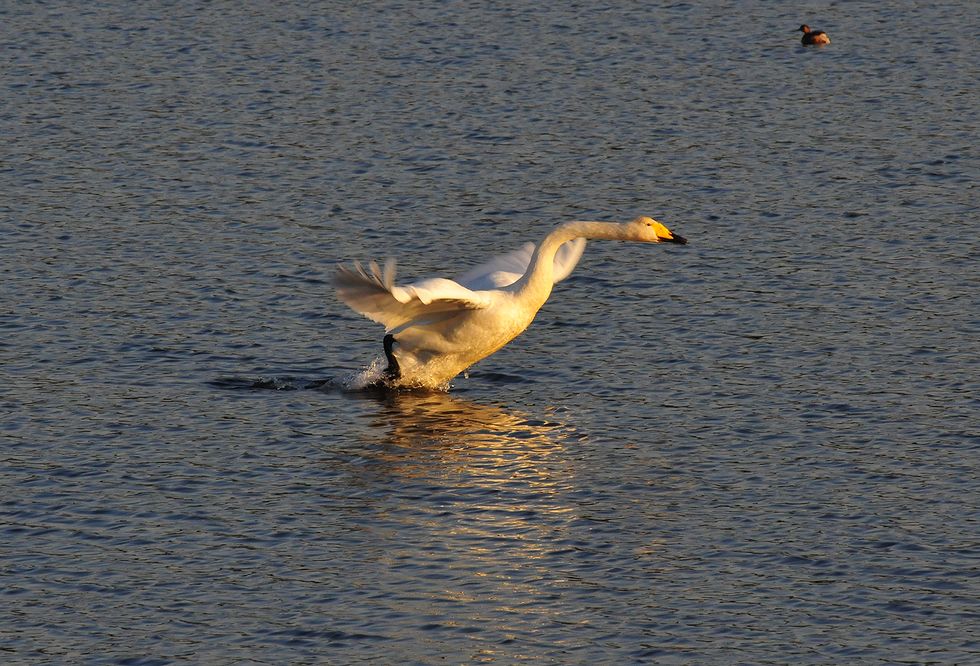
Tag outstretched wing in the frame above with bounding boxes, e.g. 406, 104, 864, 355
454, 238, 587, 291
334, 259, 492, 332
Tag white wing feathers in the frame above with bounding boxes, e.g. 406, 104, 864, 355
334, 260, 492, 332
334, 238, 587, 331
454, 237, 587, 291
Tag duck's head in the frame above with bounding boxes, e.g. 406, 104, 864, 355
632, 216, 687, 244
798, 24, 811, 33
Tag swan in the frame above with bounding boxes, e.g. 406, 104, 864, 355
334, 216, 687, 390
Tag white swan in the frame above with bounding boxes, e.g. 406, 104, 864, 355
335, 216, 687, 389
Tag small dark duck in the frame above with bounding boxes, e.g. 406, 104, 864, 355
798, 24, 830, 45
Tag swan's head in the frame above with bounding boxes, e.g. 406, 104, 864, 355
632, 216, 687, 244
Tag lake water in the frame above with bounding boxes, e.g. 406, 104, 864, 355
2, 1, 978, 663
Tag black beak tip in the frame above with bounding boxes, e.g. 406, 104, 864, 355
671, 234, 688, 245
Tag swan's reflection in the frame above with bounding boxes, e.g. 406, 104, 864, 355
335, 392, 669, 654
351, 391, 581, 565
363, 390, 573, 479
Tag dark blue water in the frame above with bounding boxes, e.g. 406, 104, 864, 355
2, 1, 978, 663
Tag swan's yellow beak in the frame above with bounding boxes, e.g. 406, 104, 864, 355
652, 221, 687, 245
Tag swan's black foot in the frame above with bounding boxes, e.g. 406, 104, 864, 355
383, 334, 400, 380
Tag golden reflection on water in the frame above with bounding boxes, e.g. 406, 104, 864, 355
357, 390, 581, 564
340, 393, 668, 656
366, 390, 574, 477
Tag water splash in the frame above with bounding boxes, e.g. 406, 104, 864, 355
342, 357, 388, 391
210, 358, 459, 395
209, 376, 339, 391
342, 357, 454, 393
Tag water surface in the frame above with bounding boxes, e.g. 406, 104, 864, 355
2, 1, 978, 663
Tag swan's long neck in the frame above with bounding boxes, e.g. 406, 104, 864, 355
513, 220, 631, 304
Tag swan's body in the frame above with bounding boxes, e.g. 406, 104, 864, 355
798, 24, 830, 45
335, 216, 686, 389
